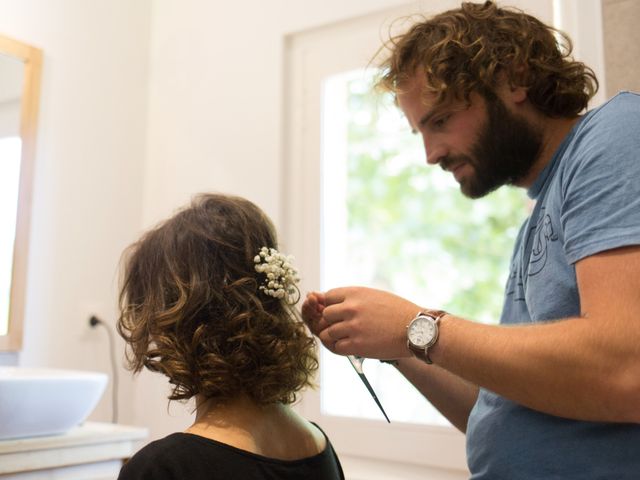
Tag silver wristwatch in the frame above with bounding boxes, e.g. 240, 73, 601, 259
406, 310, 446, 364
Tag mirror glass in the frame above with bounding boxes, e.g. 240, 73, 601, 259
0, 35, 42, 350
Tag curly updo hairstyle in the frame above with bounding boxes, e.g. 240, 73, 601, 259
117, 193, 317, 406
377, 1, 598, 117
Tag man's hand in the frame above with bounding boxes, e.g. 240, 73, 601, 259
301, 291, 328, 336
305, 286, 422, 359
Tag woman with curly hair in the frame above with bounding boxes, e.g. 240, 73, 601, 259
117, 193, 343, 480
303, 1, 640, 478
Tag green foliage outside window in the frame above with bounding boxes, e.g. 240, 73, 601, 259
344, 72, 529, 324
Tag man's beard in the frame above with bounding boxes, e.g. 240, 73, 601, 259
441, 92, 543, 199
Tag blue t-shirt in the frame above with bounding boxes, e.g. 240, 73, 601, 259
466, 92, 640, 479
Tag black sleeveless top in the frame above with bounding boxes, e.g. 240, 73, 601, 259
118, 423, 344, 480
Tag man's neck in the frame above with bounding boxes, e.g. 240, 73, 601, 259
517, 115, 581, 189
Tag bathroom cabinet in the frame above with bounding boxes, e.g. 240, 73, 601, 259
0, 422, 147, 479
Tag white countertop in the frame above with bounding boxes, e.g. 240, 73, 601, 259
0, 422, 148, 475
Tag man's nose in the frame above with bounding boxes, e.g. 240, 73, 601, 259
423, 136, 446, 166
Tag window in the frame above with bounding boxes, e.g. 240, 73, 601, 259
320, 68, 528, 426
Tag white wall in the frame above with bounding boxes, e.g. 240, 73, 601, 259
141, 0, 415, 227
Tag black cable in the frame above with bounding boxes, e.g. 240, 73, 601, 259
89, 315, 119, 423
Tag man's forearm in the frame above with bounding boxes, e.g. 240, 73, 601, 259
396, 357, 478, 433
431, 313, 640, 423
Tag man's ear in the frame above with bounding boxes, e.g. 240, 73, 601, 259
508, 65, 529, 104
494, 79, 528, 107
495, 69, 528, 105
510, 84, 528, 104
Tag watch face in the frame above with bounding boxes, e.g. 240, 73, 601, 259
408, 316, 436, 348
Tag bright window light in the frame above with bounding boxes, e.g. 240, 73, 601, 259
319, 69, 528, 425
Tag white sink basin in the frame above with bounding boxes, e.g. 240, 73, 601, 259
0, 367, 108, 440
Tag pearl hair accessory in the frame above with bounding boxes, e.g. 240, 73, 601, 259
254, 247, 300, 300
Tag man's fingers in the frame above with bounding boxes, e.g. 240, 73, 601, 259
312, 317, 330, 333
333, 338, 354, 356
319, 321, 351, 343
301, 298, 320, 320
301, 292, 327, 333
306, 291, 326, 309
318, 329, 336, 352
324, 287, 348, 306
318, 329, 354, 356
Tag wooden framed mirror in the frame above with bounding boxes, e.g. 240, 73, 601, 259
0, 34, 42, 351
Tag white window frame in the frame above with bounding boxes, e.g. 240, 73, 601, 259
283, 1, 553, 471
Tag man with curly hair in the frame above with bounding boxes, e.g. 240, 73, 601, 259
117, 193, 344, 479
303, 1, 640, 478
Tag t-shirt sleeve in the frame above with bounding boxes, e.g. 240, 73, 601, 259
560, 92, 640, 264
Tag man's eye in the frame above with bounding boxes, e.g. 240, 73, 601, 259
433, 114, 450, 128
